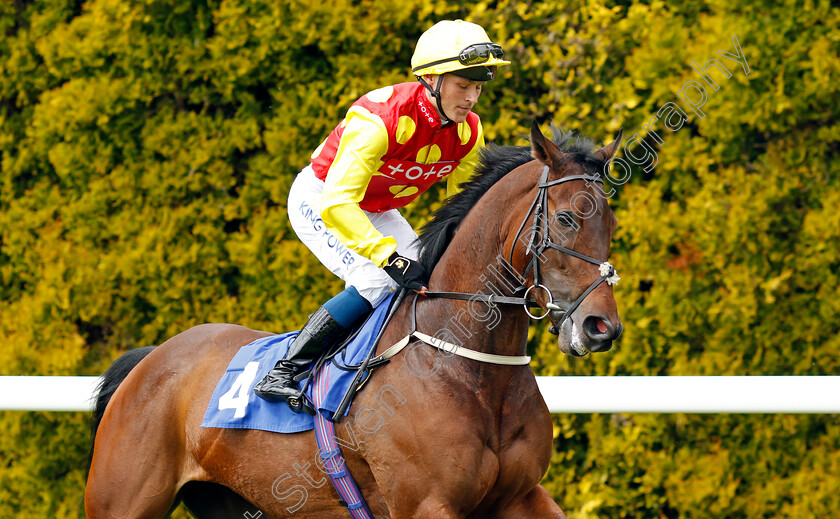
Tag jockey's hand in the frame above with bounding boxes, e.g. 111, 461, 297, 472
383, 252, 429, 293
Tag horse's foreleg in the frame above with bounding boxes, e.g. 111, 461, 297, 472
84, 469, 180, 519
489, 485, 566, 519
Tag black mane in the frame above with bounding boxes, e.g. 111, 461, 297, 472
417, 125, 606, 272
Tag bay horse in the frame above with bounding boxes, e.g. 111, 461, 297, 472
85, 121, 623, 518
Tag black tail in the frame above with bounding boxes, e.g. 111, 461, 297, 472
88, 346, 156, 467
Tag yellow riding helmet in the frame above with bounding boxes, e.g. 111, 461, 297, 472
411, 20, 511, 81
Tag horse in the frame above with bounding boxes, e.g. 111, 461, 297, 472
84, 121, 623, 519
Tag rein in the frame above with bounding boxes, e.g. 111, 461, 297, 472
422, 290, 540, 307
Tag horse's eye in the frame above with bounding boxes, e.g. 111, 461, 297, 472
554, 211, 578, 229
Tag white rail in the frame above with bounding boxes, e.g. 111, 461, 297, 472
536, 376, 840, 413
0, 376, 101, 412
1, 376, 839, 413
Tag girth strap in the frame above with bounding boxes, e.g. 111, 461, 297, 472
312, 365, 374, 518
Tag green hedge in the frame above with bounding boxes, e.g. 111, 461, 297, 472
1, 0, 838, 516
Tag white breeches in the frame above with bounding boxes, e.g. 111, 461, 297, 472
287, 165, 421, 307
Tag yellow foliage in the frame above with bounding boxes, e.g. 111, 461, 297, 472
1, 0, 840, 516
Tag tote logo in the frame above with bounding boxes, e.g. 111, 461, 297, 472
417, 96, 438, 124
378, 158, 458, 182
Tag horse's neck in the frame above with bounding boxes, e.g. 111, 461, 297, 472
427, 235, 530, 357
415, 175, 536, 360
376, 168, 538, 393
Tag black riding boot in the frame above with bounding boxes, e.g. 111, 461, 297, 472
253, 306, 349, 405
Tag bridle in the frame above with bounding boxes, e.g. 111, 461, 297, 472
426, 164, 619, 330
509, 165, 620, 325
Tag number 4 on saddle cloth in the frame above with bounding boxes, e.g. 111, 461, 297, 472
201, 293, 397, 433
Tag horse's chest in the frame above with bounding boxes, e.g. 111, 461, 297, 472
484, 395, 554, 497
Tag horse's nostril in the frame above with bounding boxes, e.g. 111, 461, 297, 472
596, 318, 608, 334
583, 315, 614, 340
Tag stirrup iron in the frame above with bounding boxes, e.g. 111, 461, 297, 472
286, 392, 316, 415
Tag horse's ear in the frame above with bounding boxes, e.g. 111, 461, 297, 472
598, 128, 624, 161
530, 120, 562, 167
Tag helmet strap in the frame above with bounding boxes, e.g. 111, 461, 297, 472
417, 75, 451, 124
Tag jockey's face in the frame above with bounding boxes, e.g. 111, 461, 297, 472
425, 74, 484, 124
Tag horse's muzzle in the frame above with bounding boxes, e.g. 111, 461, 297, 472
554, 312, 622, 356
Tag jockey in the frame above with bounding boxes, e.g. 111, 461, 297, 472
254, 20, 510, 407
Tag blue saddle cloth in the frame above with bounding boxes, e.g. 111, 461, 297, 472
201, 294, 395, 433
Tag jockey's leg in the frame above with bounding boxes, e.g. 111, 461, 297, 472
258, 165, 420, 410
253, 286, 371, 405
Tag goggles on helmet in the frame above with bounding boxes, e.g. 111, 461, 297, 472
459, 43, 505, 65
412, 43, 505, 73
